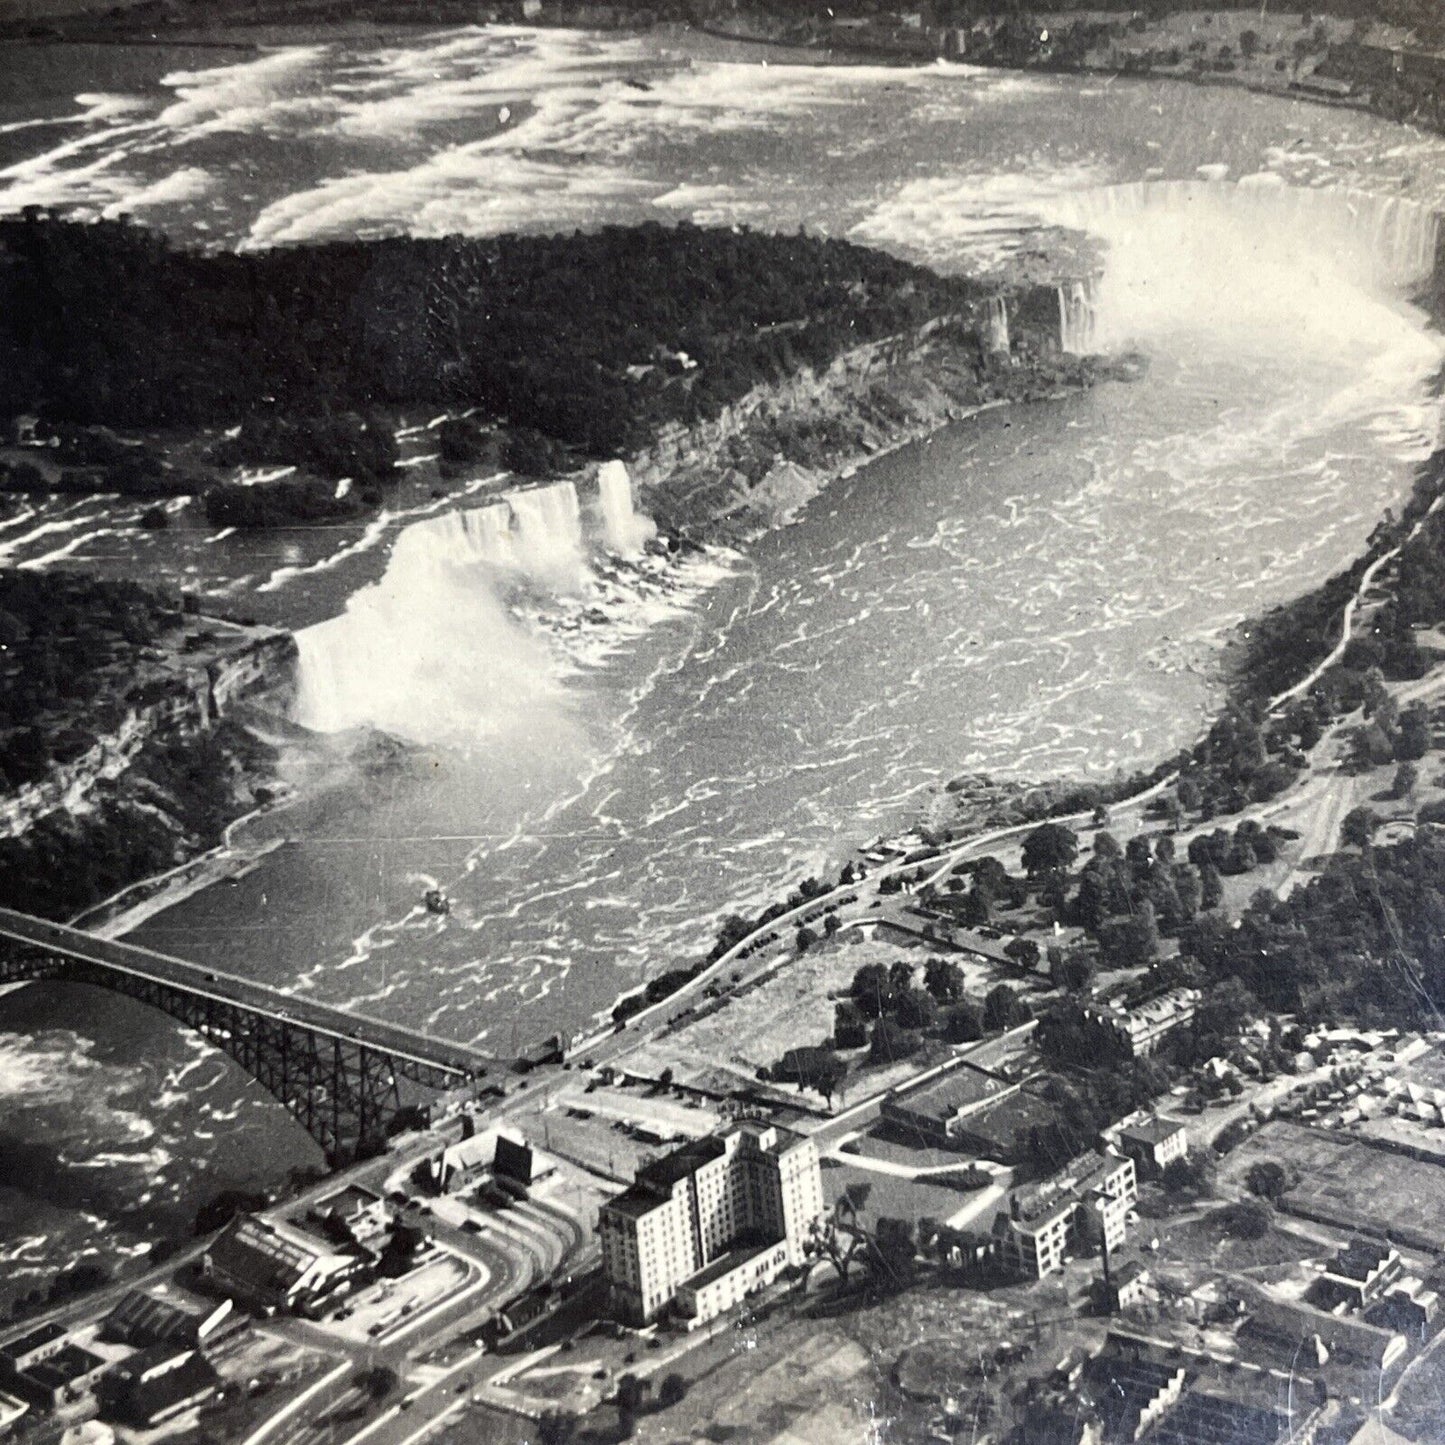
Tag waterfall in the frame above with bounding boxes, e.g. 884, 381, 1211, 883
985, 296, 1010, 355
1037, 179, 1441, 357
292, 470, 667, 743
1046, 180, 1440, 291
1057, 280, 1097, 355
463, 501, 517, 569
508, 480, 586, 593
596, 460, 657, 556
292, 509, 572, 743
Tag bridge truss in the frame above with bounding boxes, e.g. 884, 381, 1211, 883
0, 943, 481, 1164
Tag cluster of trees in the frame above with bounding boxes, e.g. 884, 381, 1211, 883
6, 1260, 112, 1320
832, 958, 1030, 1061
210, 413, 399, 484
0, 215, 983, 460
0, 571, 183, 785
1177, 825, 1445, 1023
202, 475, 370, 529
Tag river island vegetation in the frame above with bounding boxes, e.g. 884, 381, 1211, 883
0, 215, 986, 458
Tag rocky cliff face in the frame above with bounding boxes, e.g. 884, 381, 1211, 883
629, 293, 1098, 539
0, 626, 295, 844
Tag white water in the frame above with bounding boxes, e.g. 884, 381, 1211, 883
597, 460, 656, 555
1057, 279, 1098, 354
293, 469, 674, 742
985, 295, 1011, 354
1043, 180, 1440, 359
294, 504, 576, 744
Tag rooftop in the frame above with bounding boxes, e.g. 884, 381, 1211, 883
602, 1183, 670, 1221
888, 1062, 1014, 1123
316, 1184, 384, 1215
960, 1086, 1062, 1158
1327, 1237, 1398, 1283
1012, 1151, 1129, 1223
682, 1237, 778, 1293
101, 1291, 200, 1347
24, 1344, 105, 1391
0, 1323, 67, 1361
1119, 1114, 1187, 1147
636, 1136, 728, 1192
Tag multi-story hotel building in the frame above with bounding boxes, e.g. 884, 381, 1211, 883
599, 1120, 825, 1326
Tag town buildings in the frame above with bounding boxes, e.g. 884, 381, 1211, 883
1111, 1114, 1190, 1177
993, 1151, 1137, 1279
880, 1061, 1027, 1149
1309, 1237, 1439, 1338
0, 1326, 106, 1412
201, 1214, 370, 1318
599, 1120, 824, 1325
97, 1345, 220, 1429
1083, 988, 1200, 1058
100, 1290, 238, 1352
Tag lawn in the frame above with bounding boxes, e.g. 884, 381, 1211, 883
1219, 1121, 1445, 1250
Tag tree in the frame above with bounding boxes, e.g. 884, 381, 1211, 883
834, 999, 869, 1050
943, 999, 985, 1043
1245, 1160, 1289, 1203
616, 1373, 650, 1437
984, 983, 1030, 1033
1217, 1199, 1271, 1239
1199, 861, 1224, 910
538, 1413, 577, 1445
1050, 945, 1097, 995
1023, 822, 1079, 876
823, 912, 841, 938
888, 959, 915, 995
658, 1374, 688, 1408
850, 963, 894, 1018
895, 988, 938, 1031
1238, 27, 1259, 57
1393, 762, 1418, 799
924, 956, 965, 1003
360, 1366, 399, 1402
868, 1017, 918, 1064
870, 1217, 917, 1291
1004, 937, 1041, 972
795, 924, 817, 953
1161, 1154, 1213, 1195
1342, 806, 1381, 848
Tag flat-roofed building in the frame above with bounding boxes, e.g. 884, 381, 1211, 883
0, 1324, 68, 1379
310, 1184, 389, 1241
1312, 1238, 1404, 1314
600, 1120, 824, 1325
994, 1151, 1137, 1279
98, 1345, 219, 1429
6, 1345, 107, 1411
1112, 1114, 1189, 1177
881, 1063, 1020, 1148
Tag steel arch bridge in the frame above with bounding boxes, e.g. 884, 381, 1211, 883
0, 906, 494, 1164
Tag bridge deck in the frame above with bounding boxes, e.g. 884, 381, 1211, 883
0, 906, 492, 1079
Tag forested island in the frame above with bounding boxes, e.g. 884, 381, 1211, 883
0, 216, 987, 453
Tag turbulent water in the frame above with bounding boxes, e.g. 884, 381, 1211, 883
0, 27, 1444, 1301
